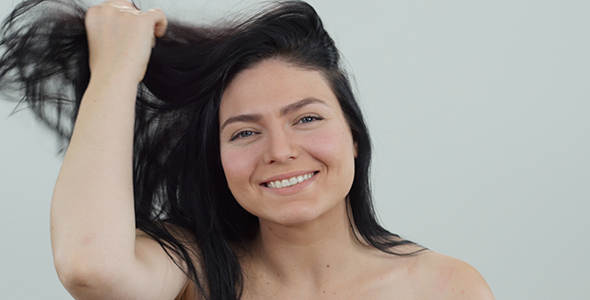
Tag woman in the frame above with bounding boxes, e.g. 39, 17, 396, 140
0, 0, 494, 299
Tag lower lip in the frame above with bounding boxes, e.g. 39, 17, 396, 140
261, 172, 318, 196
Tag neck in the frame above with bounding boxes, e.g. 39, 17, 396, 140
249, 200, 369, 288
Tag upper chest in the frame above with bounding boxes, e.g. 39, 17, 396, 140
238, 254, 438, 300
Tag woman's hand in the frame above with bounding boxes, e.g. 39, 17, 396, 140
85, 0, 167, 84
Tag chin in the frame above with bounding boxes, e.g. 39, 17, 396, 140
269, 212, 320, 227
259, 198, 346, 227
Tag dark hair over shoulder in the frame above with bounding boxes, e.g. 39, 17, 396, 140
0, 1, 421, 299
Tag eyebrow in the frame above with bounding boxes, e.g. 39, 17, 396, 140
220, 97, 329, 131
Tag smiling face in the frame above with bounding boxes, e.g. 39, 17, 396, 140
219, 59, 357, 226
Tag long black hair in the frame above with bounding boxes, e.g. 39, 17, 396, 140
0, 1, 421, 299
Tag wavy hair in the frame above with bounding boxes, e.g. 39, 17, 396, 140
0, 1, 420, 299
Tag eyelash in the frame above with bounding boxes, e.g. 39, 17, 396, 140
230, 130, 256, 141
229, 115, 323, 141
297, 115, 323, 124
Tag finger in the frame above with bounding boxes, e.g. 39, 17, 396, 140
147, 8, 168, 38
106, 4, 134, 10
105, 4, 143, 15
103, 0, 138, 9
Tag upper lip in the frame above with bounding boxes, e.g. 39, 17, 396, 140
260, 170, 318, 184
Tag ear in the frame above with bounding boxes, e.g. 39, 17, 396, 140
353, 141, 358, 158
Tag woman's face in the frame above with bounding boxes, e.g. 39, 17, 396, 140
219, 59, 357, 226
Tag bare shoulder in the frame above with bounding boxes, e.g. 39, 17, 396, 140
410, 250, 495, 300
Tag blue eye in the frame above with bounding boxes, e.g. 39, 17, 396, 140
231, 130, 255, 141
298, 115, 322, 124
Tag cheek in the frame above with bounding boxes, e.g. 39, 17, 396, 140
221, 146, 260, 191
303, 125, 356, 173
220, 145, 266, 217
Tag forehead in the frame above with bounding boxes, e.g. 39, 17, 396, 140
219, 59, 339, 120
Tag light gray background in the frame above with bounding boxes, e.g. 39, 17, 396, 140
1, 0, 588, 299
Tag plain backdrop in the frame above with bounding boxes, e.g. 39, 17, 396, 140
1, 0, 589, 299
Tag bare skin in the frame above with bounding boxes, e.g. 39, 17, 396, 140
51, 1, 188, 299
51, 1, 494, 299
218, 59, 494, 300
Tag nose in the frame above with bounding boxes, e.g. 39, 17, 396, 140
264, 127, 298, 164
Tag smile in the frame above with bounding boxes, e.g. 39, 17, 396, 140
264, 172, 318, 189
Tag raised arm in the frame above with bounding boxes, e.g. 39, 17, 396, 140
50, 1, 188, 299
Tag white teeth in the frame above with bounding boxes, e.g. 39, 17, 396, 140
266, 172, 316, 189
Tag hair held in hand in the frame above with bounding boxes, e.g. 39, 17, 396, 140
0, 1, 418, 299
